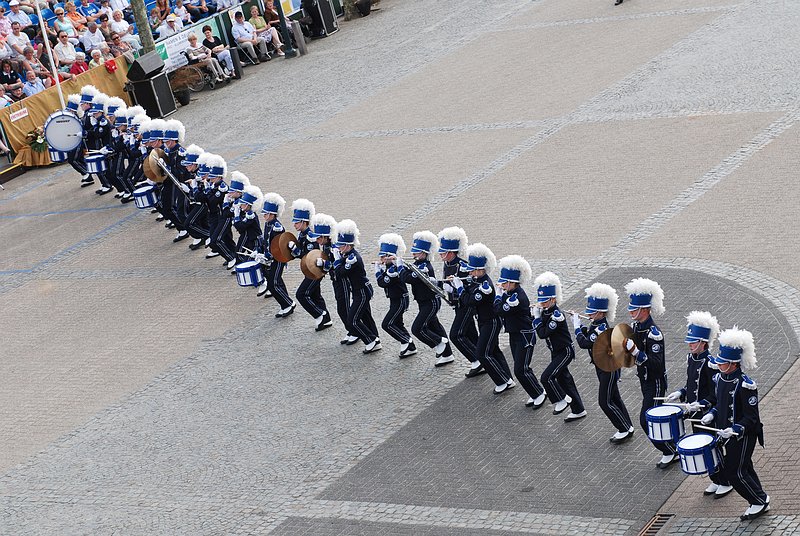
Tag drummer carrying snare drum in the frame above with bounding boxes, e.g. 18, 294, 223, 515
699, 328, 770, 521
665, 311, 733, 498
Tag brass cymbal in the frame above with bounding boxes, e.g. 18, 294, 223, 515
270, 232, 297, 263
610, 323, 637, 369
591, 329, 617, 373
143, 148, 166, 183
301, 249, 327, 280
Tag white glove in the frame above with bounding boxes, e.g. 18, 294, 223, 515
685, 401, 703, 413
666, 390, 682, 403
332, 248, 341, 261
180, 183, 190, 193
233, 205, 241, 217
451, 277, 463, 290
718, 427, 735, 439
100, 147, 111, 155
315, 258, 324, 267
700, 413, 714, 425
395, 257, 404, 267
532, 306, 542, 319
373, 262, 381, 274
287, 241, 296, 250
443, 283, 453, 294
190, 179, 197, 189
624, 338, 639, 356
572, 313, 581, 330
428, 276, 437, 285
418, 263, 429, 274
254, 253, 266, 264
224, 193, 233, 203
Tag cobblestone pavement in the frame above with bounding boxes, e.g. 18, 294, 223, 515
2, 0, 800, 534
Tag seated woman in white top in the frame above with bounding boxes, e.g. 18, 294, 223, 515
185, 32, 227, 82
110, 10, 141, 50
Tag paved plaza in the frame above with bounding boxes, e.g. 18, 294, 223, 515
2, 0, 800, 534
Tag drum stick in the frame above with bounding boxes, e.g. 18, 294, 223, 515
694, 424, 739, 436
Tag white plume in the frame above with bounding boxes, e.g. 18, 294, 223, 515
411, 230, 439, 254
686, 311, 721, 350
533, 271, 563, 304
291, 198, 315, 220
261, 192, 286, 216
465, 243, 497, 273
164, 119, 186, 144
378, 233, 406, 257
718, 327, 757, 370
584, 282, 618, 323
311, 213, 337, 236
437, 226, 468, 258
497, 254, 531, 285
335, 219, 360, 247
229, 171, 251, 187
624, 278, 665, 316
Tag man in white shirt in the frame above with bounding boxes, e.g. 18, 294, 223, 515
54, 31, 77, 71
7, 1, 34, 38
81, 21, 105, 52
7, 21, 31, 59
231, 10, 267, 62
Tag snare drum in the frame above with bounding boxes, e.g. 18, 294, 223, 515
677, 433, 720, 475
85, 153, 108, 174
133, 185, 158, 209
646, 405, 684, 442
44, 110, 84, 152
235, 261, 264, 287
48, 148, 70, 162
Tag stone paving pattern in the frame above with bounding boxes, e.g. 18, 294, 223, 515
2, 0, 800, 534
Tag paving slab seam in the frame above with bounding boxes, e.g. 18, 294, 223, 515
502, 4, 740, 32
295, 500, 634, 535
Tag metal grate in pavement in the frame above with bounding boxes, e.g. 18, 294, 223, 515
639, 513, 675, 536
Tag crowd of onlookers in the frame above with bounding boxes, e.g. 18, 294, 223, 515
0, 0, 143, 102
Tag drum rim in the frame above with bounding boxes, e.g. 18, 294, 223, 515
133, 185, 156, 194
646, 405, 682, 417
677, 433, 715, 450
236, 261, 259, 269
44, 112, 83, 152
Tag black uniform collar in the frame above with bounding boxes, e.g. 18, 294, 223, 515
689, 350, 709, 362
634, 316, 654, 331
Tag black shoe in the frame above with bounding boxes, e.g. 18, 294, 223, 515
656, 454, 679, 469
95, 187, 112, 195
610, 429, 634, 444
399, 341, 417, 358
436, 342, 453, 358
155, 216, 165, 222
120, 195, 134, 204
188, 241, 205, 250
166, 222, 176, 229
80, 179, 95, 187
315, 313, 333, 331
614, 0, 623, 4
173, 232, 190, 243
151, 208, 159, 214
465, 365, 487, 378
275, 303, 296, 318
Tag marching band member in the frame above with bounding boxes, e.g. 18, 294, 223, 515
181, 144, 210, 251
127, 113, 150, 203
534, 271, 586, 421
204, 154, 237, 265
76, 85, 100, 187
451, 243, 513, 390
85, 92, 114, 196
162, 119, 191, 243
574, 283, 634, 442
333, 219, 381, 354
289, 200, 332, 331
623, 278, 676, 468
104, 97, 131, 202
666, 311, 731, 497
64, 94, 91, 186
260, 192, 295, 317
374, 234, 415, 357
375, 235, 416, 356
493, 255, 545, 407
146, 119, 170, 225
699, 328, 769, 521
307, 213, 342, 334
399, 231, 453, 365
233, 183, 264, 287
438, 227, 482, 377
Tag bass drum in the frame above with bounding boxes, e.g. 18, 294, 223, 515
43, 110, 83, 152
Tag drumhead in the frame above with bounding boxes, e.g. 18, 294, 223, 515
677, 433, 714, 450
44, 111, 83, 152
646, 405, 682, 417
236, 261, 259, 270
133, 185, 155, 195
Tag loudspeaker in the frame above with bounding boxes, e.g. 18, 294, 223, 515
127, 51, 165, 82
317, 0, 338, 36
128, 72, 177, 118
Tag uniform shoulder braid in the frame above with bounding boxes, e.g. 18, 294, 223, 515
648, 325, 663, 341
742, 374, 758, 390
